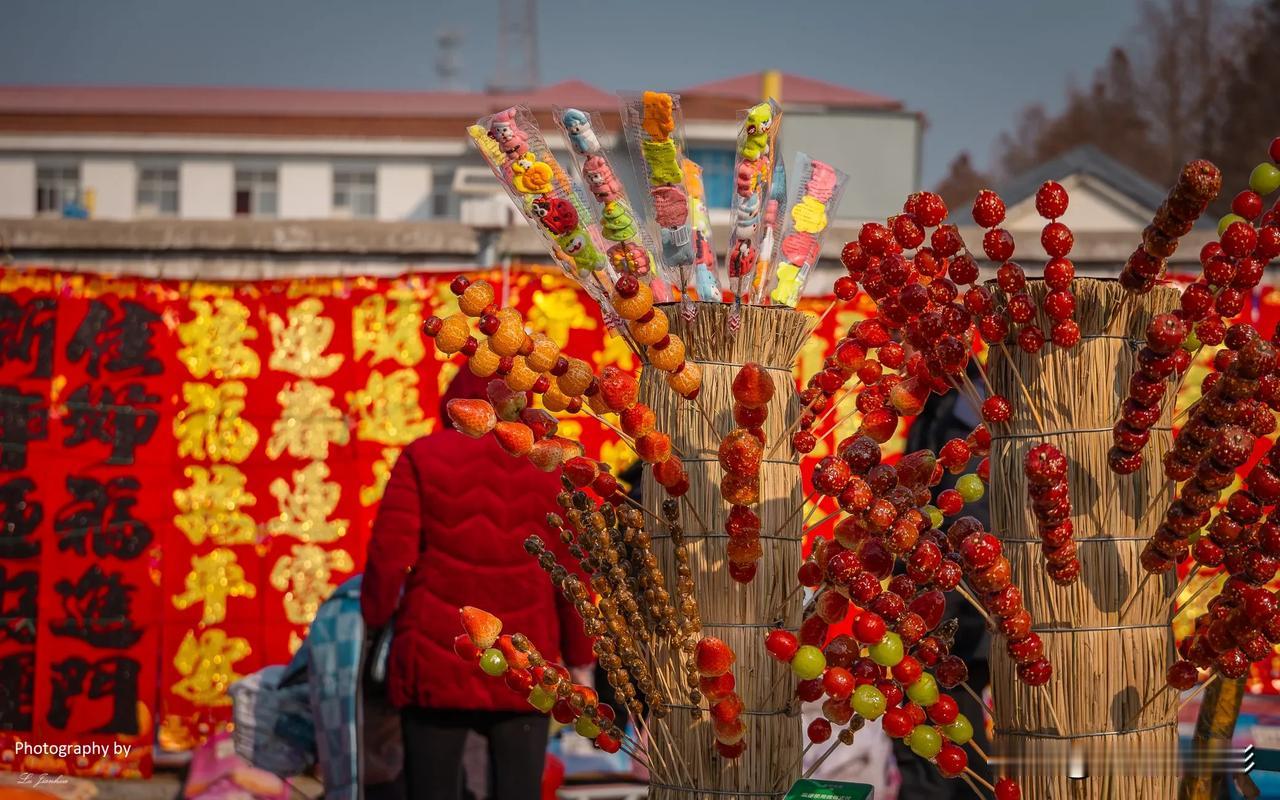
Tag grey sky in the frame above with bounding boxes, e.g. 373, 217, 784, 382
2, 0, 1154, 186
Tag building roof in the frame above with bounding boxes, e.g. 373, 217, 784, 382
998, 144, 1172, 216
680, 72, 903, 111
0, 80, 618, 118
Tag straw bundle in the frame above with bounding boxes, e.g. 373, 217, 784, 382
987, 279, 1180, 799
640, 303, 815, 799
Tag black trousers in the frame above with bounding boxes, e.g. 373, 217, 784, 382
400, 707, 550, 800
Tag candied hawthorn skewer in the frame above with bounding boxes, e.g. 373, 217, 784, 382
1108, 312, 1187, 475
1025, 443, 1081, 585
1119, 159, 1222, 295
456, 607, 631, 756
1033, 182, 1082, 349
1140, 332, 1275, 575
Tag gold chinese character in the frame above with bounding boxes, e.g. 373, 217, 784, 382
268, 298, 343, 378
353, 294, 425, 367
171, 628, 252, 707
528, 287, 596, 348
593, 330, 636, 372
174, 382, 260, 462
431, 279, 461, 325
266, 380, 351, 460
597, 440, 636, 482
347, 368, 433, 445
172, 549, 257, 625
267, 461, 349, 543
360, 446, 402, 506
177, 298, 261, 379
173, 465, 258, 546
436, 360, 459, 394
269, 543, 355, 625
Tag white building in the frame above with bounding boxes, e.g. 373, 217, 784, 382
0, 74, 919, 228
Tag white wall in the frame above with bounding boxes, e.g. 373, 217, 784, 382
377, 163, 431, 221
0, 158, 35, 217
280, 161, 331, 219
179, 161, 234, 219
1005, 173, 1148, 235
784, 111, 922, 220
82, 158, 135, 220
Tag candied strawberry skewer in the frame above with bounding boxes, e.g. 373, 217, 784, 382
425, 282, 697, 502
718, 363, 775, 583
694, 636, 749, 759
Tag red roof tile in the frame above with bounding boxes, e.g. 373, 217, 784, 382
0, 80, 618, 118
680, 72, 902, 111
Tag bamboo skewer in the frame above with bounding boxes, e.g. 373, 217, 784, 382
1167, 565, 1202, 613
1171, 572, 1222, 620
778, 491, 817, 533
769, 584, 806, 622
680, 496, 710, 538
1119, 571, 1157, 622
810, 299, 837, 331
774, 741, 816, 791
1177, 674, 1220, 716
801, 737, 845, 780
961, 681, 989, 717
969, 739, 991, 764
995, 342, 1047, 431
961, 771, 991, 799
1040, 684, 1067, 734
966, 767, 997, 794
954, 582, 996, 629
802, 509, 839, 537
1123, 683, 1173, 732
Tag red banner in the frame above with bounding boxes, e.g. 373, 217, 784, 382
0, 267, 860, 777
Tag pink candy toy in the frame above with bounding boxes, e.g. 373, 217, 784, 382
807, 162, 838, 202
582, 155, 623, 202
652, 185, 690, 228
488, 109, 529, 158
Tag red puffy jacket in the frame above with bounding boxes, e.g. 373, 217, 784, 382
361, 371, 595, 711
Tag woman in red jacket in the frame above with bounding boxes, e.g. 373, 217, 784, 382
362, 369, 595, 799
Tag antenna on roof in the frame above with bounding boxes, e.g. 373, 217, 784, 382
436, 29, 464, 91
489, 0, 539, 93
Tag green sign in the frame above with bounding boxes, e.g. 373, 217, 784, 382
784, 778, 874, 799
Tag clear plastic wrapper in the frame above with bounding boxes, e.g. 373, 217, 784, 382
619, 91, 699, 317
750, 160, 787, 304
467, 106, 618, 320
762, 153, 849, 307
681, 157, 723, 301
555, 106, 674, 303
723, 100, 782, 327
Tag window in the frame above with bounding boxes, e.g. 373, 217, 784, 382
333, 167, 376, 219
234, 168, 278, 217
685, 147, 735, 209
35, 164, 80, 216
432, 170, 455, 218
136, 166, 179, 217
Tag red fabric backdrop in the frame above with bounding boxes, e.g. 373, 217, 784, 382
0, 266, 858, 777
